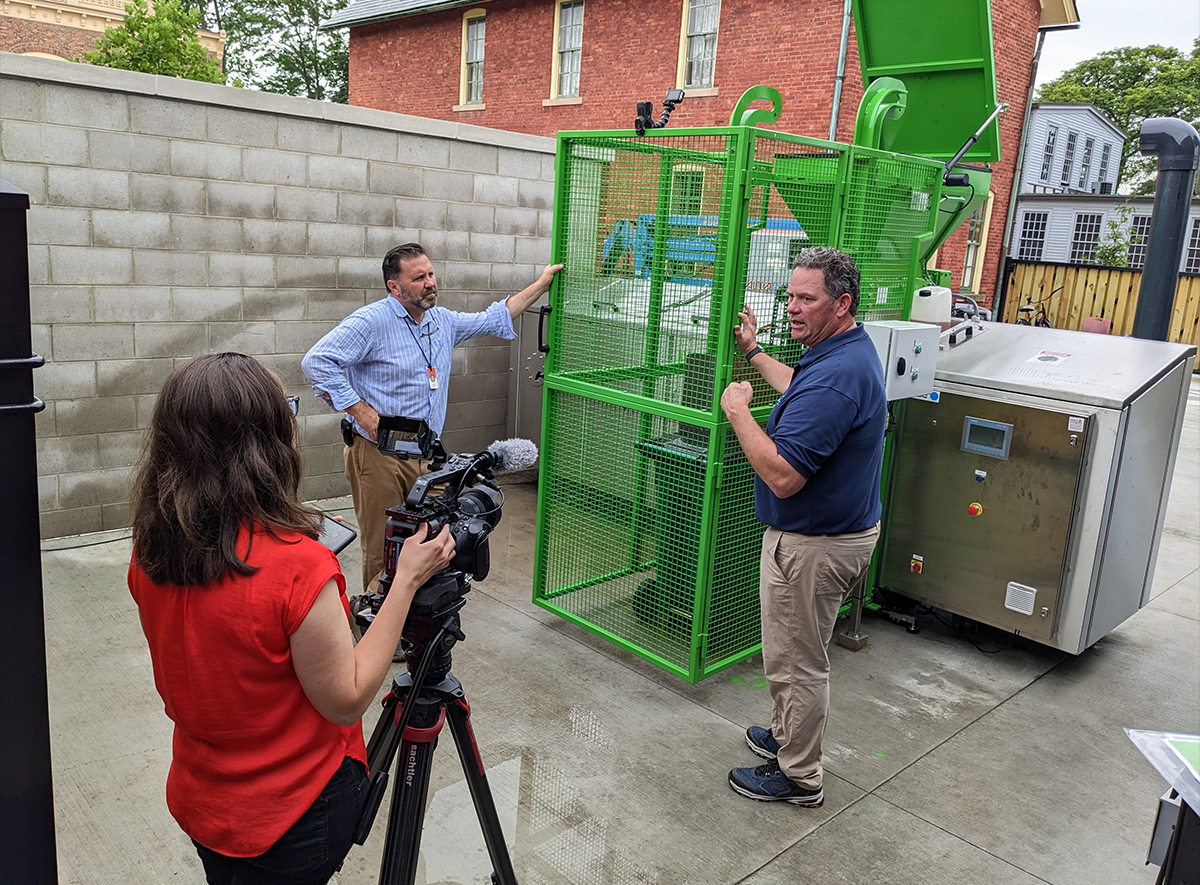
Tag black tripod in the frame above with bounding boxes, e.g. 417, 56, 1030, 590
352, 572, 518, 885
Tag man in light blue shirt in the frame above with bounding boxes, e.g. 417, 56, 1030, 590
303, 242, 561, 593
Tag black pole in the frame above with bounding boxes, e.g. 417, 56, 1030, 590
1131, 118, 1200, 341
0, 181, 58, 881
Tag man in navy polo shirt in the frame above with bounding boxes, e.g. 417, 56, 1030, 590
720, 246, 885, 807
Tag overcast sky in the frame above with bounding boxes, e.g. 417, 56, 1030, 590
1033, 0, 1200, 87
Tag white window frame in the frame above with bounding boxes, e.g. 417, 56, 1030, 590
1060, 132, 1077, 188
1127, 215, 1153, 269
550, 1, 584, 99
1097, 143, 1112, 187
677, 0, 720, 90
1017, 211, 1048, 261
1078, 137, 1094, 189
458, 10, 487, 108
960, 192, 994, 293
1069, 213, 1103, 264
1185, 218, 1200, 274
1039, 125, 1057, 182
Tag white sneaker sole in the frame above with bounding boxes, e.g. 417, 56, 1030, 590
728, 776, 824, 807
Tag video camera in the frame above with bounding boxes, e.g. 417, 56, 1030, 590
353, 425, 538, 629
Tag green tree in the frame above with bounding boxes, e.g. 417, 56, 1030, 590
1037, 41, 1199, 194
1091, 205, 1142, 267
83, 0, 225, 84
221, 0, 349, 102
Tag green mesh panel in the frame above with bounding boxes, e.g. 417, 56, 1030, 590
840, 147, 942, 321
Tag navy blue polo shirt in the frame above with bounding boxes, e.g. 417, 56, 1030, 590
755, 323, 886, 535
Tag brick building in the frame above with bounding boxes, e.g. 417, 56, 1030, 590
0, 0, 222, 63
327, 0, 1080, 305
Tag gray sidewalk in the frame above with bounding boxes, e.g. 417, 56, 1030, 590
43, 378, 1198, 885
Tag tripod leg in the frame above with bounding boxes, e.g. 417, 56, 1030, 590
445, 697, 520, 885
377, 694, 446, 885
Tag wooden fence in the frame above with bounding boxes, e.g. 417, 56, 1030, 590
997, 261, 1200, 370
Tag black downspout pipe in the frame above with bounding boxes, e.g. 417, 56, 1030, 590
0, 181, 58, 883
1131, 118, 1200, 341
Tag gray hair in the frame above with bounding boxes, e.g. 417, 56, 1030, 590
793, 246, 862, 315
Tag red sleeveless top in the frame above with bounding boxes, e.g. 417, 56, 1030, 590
128, 527, 368, 857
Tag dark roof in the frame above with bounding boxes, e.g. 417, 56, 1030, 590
322, 0, 481, 29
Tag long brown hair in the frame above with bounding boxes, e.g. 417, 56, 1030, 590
130, 352, 320, 587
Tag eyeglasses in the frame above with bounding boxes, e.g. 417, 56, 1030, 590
286, 395, 300, 418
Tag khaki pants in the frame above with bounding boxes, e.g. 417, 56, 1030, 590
759, 522, 879, 790
343, 436, 427, 594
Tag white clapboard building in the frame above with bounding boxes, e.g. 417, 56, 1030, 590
1011, 103, 1200, 273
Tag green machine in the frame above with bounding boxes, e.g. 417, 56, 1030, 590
531, 0, 1001, 682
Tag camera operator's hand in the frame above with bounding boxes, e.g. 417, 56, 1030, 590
394, 523, 455, 589
345, 400, 380, 442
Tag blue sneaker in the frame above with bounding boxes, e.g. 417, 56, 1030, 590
728, 759, 824, 807
745, 725, 780, 759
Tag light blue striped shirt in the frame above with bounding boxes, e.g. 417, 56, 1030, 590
302, 295, 515, 437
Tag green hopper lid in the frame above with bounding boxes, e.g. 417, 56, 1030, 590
851, 0, 1001, 163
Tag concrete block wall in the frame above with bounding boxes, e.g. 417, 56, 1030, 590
0, 52, 555, 538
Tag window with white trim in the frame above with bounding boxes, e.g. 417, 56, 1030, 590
1060, 132, 1077, 187
1185, 218, 1200, 274
1017, 211, 1048, 261
1039, 125, 1057, 182
1127, 215, 1152, 269
682, 0, 720, 88
461, 12, 486, 105
1097, 143, 1112, 187
1078, 137, 1094, 189
1069, 213, 1103, 263
555, 1, 583, 98
961, 203, 985, 292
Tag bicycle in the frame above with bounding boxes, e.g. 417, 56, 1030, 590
1015, 296, 1053, 328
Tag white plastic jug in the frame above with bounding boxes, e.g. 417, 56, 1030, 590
910, 286, 952, 325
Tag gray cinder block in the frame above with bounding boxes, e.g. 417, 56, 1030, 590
243, 148, 308, 186
468, 233, 514, 264
244, 218, 308, 255
473, 174, 519, 207
45, 84, 129, 130
207, 180, 276, 219
132, 250, 206, 288
96, 288, 171, 323
2, 120, 89, 166
93, 210, 172, 250
208, 252, 276, 288
449, 140, 498, 175
31, 285, 94, 324
447, 202, 495, 235
55, 395, 138, 435
277, 255, 338, 289
48, 167, 129, 209
134, 321, 209, 357
308, 154, 367, 192
277, 186, 338, 222
170, 140, 243, 180
88, 130, 170, 174
51, 246, 132, 286
131, 174, 206, 215
96, 358, 177, 396
307, 222, 366, 258
53, 323, 135, 362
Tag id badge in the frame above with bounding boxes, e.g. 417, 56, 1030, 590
427, 366, 439, 390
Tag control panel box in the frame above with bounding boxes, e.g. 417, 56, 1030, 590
863, 320, 939, 400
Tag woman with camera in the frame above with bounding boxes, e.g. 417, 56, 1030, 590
128, 352, 456, 885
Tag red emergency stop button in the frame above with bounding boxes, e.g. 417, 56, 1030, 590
968, 502, 983, 516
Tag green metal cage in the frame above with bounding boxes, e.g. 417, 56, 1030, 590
532, 123, 946, 682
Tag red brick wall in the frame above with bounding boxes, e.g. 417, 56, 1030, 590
349, 0, 1041, 305
0, 16, 102, 59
